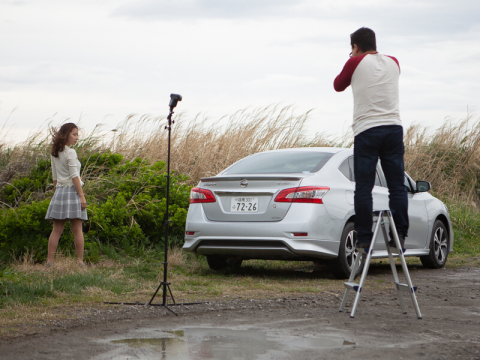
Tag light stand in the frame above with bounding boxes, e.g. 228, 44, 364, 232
147, 93, 182, 315
105, 94, 202, 314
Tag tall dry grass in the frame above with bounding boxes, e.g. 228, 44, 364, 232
404, 115, 480, 204
107, 105, 333, 182
1, 106, 479, 204
0, 126, 51, 189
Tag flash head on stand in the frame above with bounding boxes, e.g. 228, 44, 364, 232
169, 94, 182, 109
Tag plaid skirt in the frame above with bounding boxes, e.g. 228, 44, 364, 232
45, 186, 88, 221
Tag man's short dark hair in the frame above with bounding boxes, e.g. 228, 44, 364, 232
350, 27, 376, 52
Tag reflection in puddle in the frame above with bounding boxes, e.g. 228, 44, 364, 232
100, 328, 355, 360
112, 337, 184, 347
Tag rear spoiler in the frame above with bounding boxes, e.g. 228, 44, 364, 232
200, 176, 305, 182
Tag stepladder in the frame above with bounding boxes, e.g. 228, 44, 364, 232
339, 210, 422, 319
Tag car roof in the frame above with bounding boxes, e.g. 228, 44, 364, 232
256, 147, 350, 154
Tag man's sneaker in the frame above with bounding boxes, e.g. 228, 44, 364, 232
388, 231, 405, 249
355, 242, 371, 253
354, 233, 371, 252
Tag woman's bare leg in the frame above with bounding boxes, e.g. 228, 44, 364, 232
71, 219, 84, 264
47, 220, 66, 264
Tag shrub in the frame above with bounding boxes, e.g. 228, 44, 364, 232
0, 154, 191, 263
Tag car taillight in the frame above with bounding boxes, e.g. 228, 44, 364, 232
190, 187, 216, 203
274, 186, 330, 204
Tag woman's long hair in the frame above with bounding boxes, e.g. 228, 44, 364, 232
50, 123, 78, 157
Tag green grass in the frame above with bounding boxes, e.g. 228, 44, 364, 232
446, 200, 480, 255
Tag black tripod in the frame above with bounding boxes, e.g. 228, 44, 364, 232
105, 94, 202, 314
147, 93, 183, 315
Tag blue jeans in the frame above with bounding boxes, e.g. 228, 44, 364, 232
353, 125, 409, 243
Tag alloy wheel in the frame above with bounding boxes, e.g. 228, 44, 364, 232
345, 230, 359, 271
434, 226, 448, 263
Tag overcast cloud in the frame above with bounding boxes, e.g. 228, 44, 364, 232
1, 0, 479, 143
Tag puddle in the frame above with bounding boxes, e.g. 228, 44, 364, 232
94, 327, 355, 360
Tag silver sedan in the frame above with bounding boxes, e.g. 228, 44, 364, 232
183, 147, 453, 278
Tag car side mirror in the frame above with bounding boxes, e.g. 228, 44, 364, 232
416, 180, 431, 193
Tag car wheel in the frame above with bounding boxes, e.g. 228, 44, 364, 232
420, 220, 449, 269
206, 255, 243, 271
331, 222, 364, 279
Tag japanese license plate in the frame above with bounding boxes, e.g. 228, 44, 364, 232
231, 197, 258, 212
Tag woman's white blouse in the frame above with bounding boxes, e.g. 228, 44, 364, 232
51, 146, 84, 187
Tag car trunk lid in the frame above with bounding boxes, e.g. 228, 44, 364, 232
198, 175, 307, 222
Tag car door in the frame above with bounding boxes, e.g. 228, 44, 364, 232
376, 167, 429, 249
403, 174, 430, 249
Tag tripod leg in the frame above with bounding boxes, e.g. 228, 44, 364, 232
148, 282, 163, 305
163, 303, 178, 316
166, 283, 176, 305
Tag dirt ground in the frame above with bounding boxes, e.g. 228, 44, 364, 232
1, 265, 480, 360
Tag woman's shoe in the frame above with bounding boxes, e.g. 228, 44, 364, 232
46, 263, 52, 268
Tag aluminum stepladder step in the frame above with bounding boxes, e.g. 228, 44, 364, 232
339, 210, 422, 319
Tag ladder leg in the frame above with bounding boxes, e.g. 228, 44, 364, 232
380, 217, 407, 314
350, 212, 382, 318
339, 289, 350, 312
388, 211, 423, 319
339, 251, 363, 312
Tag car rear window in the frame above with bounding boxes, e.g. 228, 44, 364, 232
223, 151, 335, 174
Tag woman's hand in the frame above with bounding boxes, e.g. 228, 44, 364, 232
80, 196, 87, 211
72, 176, 86, 211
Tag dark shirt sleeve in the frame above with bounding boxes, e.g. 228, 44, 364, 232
333, 55, 367, 92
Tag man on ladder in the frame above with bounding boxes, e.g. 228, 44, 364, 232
334, 27, 408, 252
334, 28, 422, 319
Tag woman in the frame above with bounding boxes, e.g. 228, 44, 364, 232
45, 123, 87, 267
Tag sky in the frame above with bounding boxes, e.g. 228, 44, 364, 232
1, 0, 479, 143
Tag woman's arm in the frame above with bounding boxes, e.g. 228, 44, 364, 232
72, 176, 86, 211
51, 156, 57, 191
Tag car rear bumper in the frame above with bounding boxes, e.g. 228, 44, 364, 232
182, 203, 343, 260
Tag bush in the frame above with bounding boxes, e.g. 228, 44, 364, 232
0, 153, 191, 263
0, 200, 51, 262
0, 158, 52, 207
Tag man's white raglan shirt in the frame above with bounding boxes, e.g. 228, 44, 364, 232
334, 53, 402, 136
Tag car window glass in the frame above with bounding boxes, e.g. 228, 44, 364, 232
404, 176, 412, 192
376, 160, 388, 187
223, 151, 335, 174
347, 157, 382, 186
338, 158, 352, 181
375, 171, 382, 187
348, 156, 355, 181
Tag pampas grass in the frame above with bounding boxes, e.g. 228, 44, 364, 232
1, 106, 479, 206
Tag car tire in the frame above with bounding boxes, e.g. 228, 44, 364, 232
206, 255, 243, 271
331, 222, 364, 279
420, 220, 449, 269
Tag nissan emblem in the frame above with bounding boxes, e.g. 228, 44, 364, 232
240, 179, 248, 188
